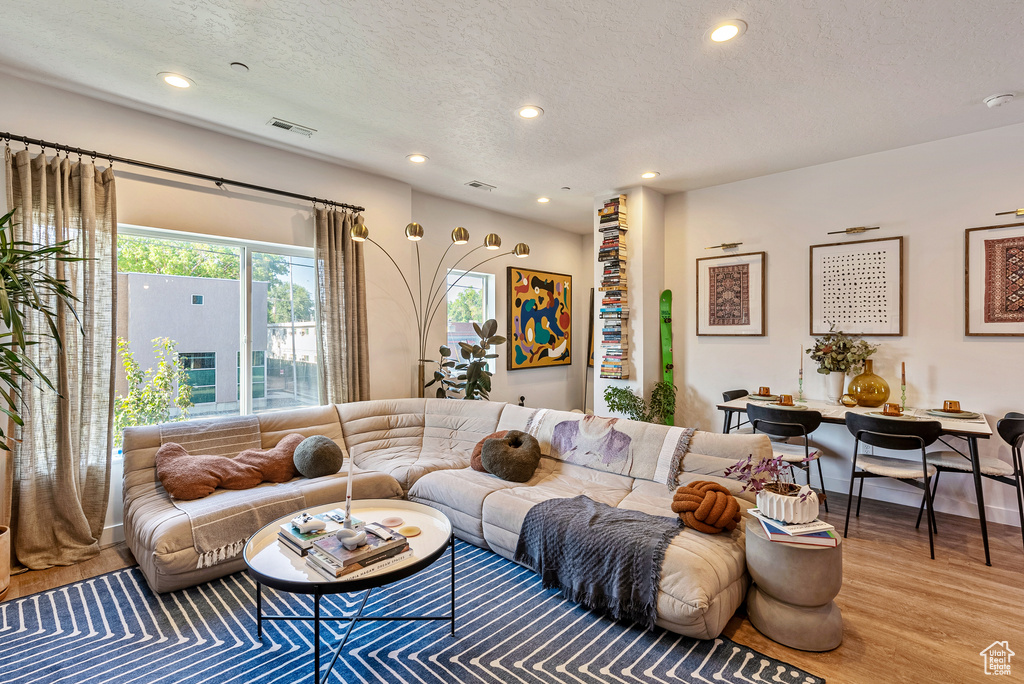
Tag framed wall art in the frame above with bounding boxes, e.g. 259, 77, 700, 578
507, 267, 572, 369
810, 236, 903, 336
695, 251, 766, 336
965, 221, 1024, 336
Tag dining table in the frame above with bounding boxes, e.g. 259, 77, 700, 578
716, 396, 995, 566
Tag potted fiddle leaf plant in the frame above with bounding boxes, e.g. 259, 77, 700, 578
424, 318, 505, 400
724, 453, 820, 524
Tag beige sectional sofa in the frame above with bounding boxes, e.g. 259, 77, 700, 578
123, 398, 770, 639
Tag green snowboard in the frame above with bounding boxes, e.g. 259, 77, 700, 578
660, 289, 674, 426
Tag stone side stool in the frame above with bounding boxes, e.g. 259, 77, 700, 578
744, 520, 843, 651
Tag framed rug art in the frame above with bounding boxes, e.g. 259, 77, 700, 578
696, 252, 765, 336
966, 221, 1024, 336
507, 267, 572, 369
810, 236, 903, 336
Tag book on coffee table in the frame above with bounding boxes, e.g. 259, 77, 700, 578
278, 509, 365, 554
306, 545, 413, 579
747, 508, 835, 536
312, 528, 408, 566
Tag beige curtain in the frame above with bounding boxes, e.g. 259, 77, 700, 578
4, 148, 116, 569
314, 208, 369, 403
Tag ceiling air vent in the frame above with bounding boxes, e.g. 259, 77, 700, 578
266, 117, 316, 138
465, 180, 497, 191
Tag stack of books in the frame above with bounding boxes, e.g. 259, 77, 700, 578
306, 524, 413, 580
277, 509, 363, 556
747, 508, 839, 547
598, 194, 629, 380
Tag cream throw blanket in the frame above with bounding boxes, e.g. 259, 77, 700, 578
159, 416, 305, 568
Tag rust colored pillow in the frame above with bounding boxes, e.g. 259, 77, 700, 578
670, 480, 741, 534
471, 430, 508, 472
156, 433, 304, 501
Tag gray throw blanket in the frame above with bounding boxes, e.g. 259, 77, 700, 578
514, 495, 682, 629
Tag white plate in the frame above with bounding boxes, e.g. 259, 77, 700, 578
746, 394, 779, 402
926, 409, 981, 420
866, 411, 919, 421
768, 403, 808, 411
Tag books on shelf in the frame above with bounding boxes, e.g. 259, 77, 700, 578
306, 546, 414, 580
751, 514, 839, 548
277, 509, 364, 555
747, 509, 836, 536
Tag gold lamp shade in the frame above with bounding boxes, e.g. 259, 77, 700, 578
350, 218, 369, 242
484, 233, 501, 250
405, 222, 424, 241
451, 226, 470, 244
513, 242, 530, 257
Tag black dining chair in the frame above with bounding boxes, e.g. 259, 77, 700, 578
844, 413, 942, 559
722, 389, 751, 434
746, 403, 829, 511
912, 412, 1024, 552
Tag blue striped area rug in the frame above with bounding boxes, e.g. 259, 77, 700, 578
0, 541, 824, 683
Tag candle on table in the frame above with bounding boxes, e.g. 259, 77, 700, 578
344, 448, 354, 528
799, 344, 803, 377
901, 362, 906, 386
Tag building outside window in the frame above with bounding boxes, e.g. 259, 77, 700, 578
115, 228, 319, 430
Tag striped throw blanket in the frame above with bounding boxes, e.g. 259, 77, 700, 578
159, 416, 304, 568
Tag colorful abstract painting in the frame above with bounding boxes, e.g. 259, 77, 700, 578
984, 235, 1024, 323
507, 267, 572, 369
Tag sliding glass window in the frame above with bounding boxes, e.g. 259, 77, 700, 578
115, 227, 319, 435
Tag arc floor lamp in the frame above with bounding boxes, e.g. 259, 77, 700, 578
351, 221, 529, 397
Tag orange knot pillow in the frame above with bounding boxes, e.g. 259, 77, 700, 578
156, 433, 304, 501
671, 480, 741, 534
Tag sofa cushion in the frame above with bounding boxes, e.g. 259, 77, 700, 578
423, 398, 504, 455
481, 430, 542, 482
336, 398, 427, 459
407, 459, 556, 547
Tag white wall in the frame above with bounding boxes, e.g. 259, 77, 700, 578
411, 191, 591, 410
665, 122, 1024, 526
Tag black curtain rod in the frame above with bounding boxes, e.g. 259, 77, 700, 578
1, 131, 365, 212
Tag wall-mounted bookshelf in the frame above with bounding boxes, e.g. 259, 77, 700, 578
598, 194, 629, 379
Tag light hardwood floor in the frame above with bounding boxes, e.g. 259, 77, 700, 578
4, 493, 1022, 683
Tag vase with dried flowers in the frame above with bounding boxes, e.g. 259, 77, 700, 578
725, 453, 821, 524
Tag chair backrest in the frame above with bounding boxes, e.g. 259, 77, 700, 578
746, 403, 822, 438
722, 389, 749, 402
997, 413, 1024, 450
845, 412, 941, 450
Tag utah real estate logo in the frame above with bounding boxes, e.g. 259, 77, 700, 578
980, 641, 1014, 676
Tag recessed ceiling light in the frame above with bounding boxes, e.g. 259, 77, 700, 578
407, 154, 428, 163
518, 105, 544, 119
641, 171, 660, 179
710, 20, 747, 42
537, 197, 550, 203
159, 72, 193, 88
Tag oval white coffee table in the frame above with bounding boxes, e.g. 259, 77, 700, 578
244, 499, 454, 684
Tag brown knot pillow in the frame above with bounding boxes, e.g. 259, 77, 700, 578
471, 430, 508, 472
671, 480, 741, 534
156, 433, 303, 501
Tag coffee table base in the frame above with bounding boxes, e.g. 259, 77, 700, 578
253, 536, 456, 684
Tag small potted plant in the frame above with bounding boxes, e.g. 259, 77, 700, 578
724, 454, 820, 523
807, 328, 877, 404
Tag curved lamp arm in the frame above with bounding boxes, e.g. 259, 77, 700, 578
365, 237, 422, 335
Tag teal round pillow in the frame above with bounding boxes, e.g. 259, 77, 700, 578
294, 435, 345, 479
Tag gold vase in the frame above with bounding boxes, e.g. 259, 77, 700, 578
847, 360, 889, 408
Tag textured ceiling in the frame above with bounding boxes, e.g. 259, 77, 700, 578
1, 1, 1023, 233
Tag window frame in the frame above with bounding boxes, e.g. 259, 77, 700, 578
118, 224, 317, 416
444, 269, 496, 371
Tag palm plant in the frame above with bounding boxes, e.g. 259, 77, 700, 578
603, 381, 677, 424
0, 210, 82, 450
